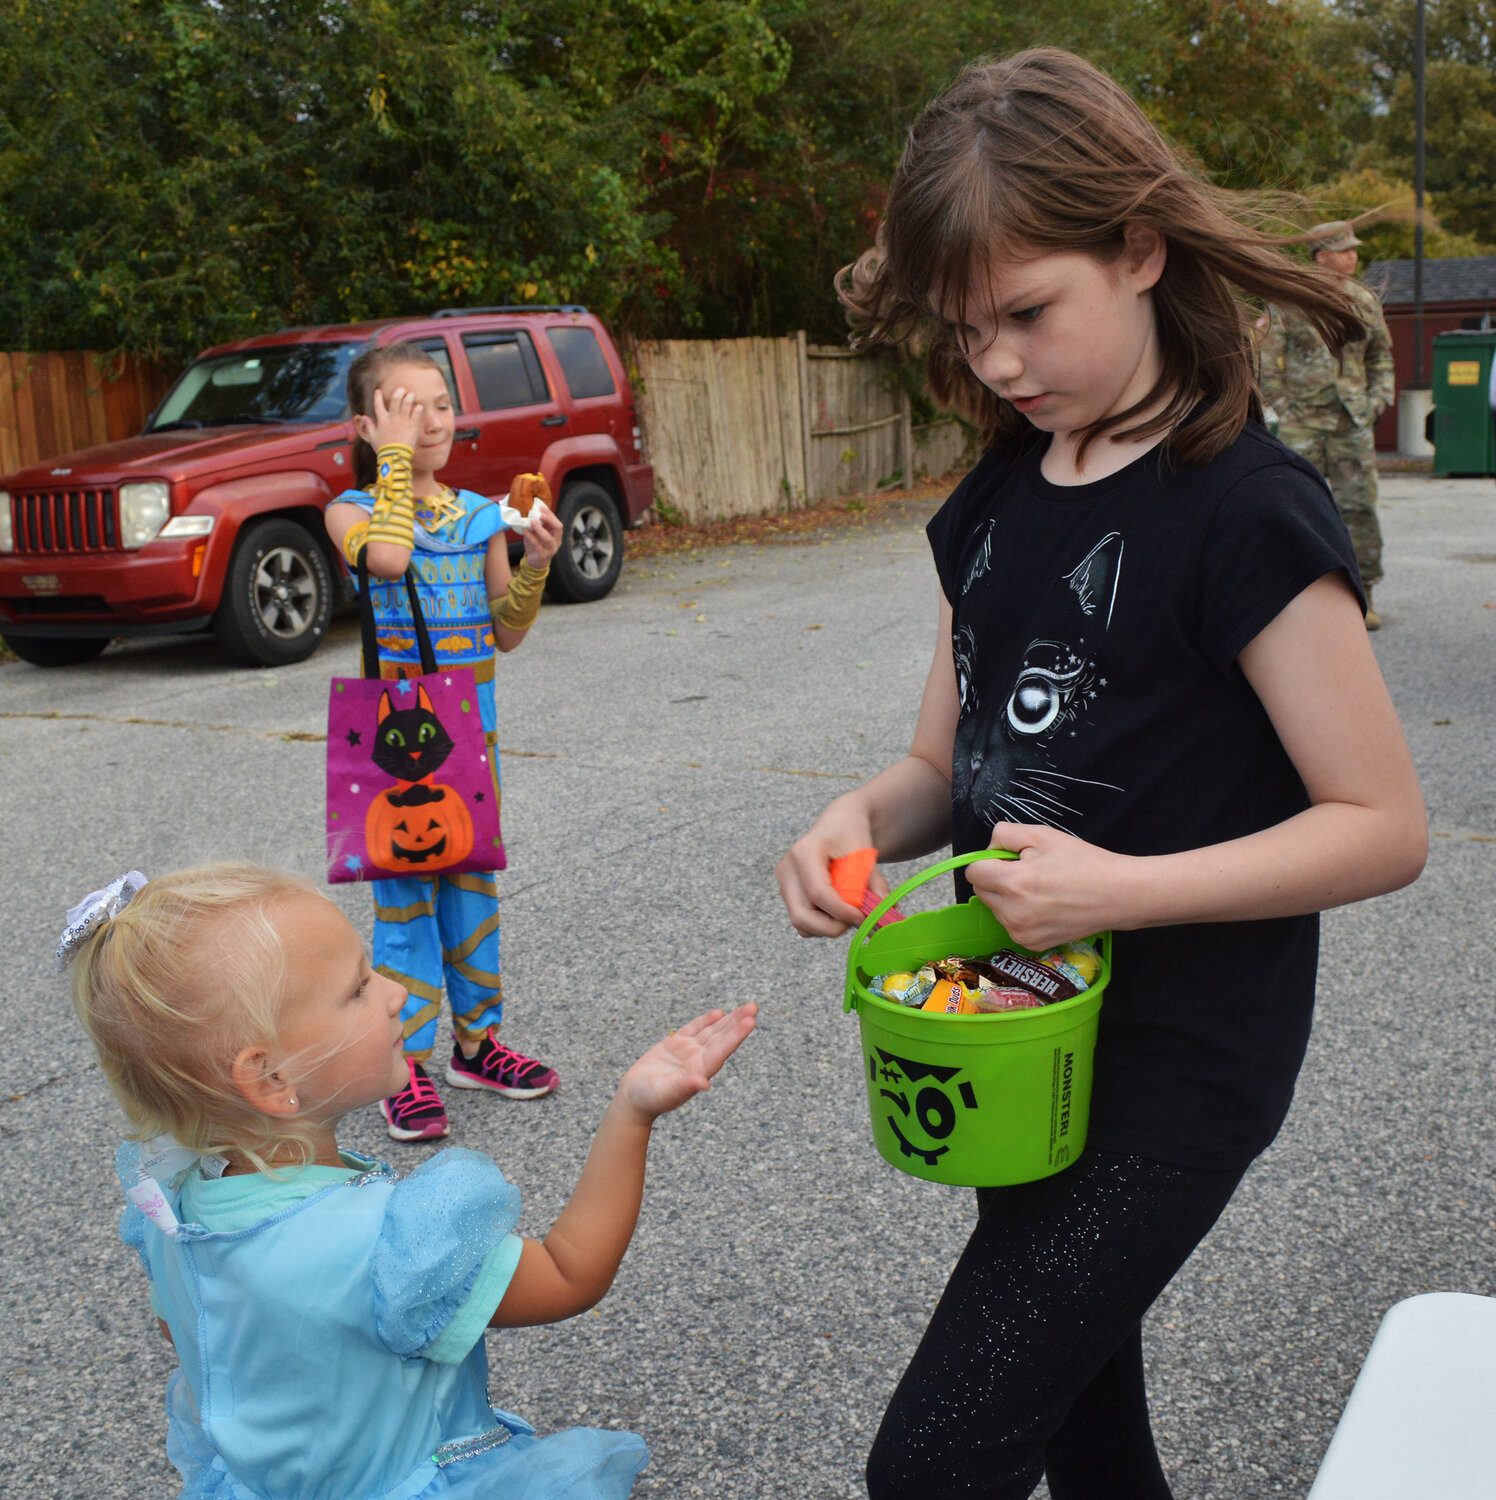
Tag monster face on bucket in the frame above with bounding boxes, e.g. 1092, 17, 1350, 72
859, 1019, 1095, 1184
870, 1048, 982, 1168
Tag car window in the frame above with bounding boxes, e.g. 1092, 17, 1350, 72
547, 326, 616, 400
416, 340, 463, 413
462, 332, 549, 411
148, 343, 365, 431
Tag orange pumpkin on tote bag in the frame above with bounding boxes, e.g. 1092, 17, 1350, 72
326, 555, 505, 883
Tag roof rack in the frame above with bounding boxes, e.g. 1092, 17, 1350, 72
270, 320, 396, 336
431, 304, 589, 318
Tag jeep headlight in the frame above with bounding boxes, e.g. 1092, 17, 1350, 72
0, 491, 12, 553
118, 481, 172, 549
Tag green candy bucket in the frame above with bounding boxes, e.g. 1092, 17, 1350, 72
844, 851, 1111, 1188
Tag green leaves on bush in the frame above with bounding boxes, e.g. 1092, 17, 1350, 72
0, 0, 1490, 360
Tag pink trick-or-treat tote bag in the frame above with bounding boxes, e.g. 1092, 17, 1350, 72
326, 557, 505, 884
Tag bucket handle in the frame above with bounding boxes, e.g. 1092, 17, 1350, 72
842, 849, 1015, 1013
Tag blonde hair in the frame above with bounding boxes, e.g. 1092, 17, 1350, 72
70, 863, 326, 1169
840, 48, 1366, 467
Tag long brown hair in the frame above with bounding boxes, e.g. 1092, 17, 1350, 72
347, 341, 441, 489
839, 49, 1366, 467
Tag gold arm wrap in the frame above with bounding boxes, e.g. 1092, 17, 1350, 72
366, 444, 416, 552
341, 518, 371, 567
490, 560, 549, 633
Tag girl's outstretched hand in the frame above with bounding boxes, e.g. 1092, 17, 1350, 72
618, 1004, 758, 1122
969, 823, 1136, 951
353, 386, 425, 453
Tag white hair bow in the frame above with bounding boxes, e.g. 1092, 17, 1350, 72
55, 870, 148, 973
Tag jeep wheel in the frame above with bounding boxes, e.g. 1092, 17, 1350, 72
2, 635, 110, 667
546, 481, 623, 604
213, 518, 333, 666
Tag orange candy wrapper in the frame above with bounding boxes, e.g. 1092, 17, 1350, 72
828, 847, 905, 928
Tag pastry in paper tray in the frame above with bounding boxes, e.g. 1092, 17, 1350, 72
501, 473, 551, 531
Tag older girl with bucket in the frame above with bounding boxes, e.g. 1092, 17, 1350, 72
777, 49, 1427, 1500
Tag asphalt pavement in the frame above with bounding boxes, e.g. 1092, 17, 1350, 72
1, 473, 1492, 1498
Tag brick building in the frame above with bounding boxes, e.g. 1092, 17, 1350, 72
1364, 256, 1496, 450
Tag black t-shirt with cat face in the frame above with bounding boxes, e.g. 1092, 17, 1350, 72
926, 421, 1362, 1171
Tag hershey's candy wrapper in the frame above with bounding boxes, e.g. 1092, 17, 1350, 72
971, 950, 1082, 1003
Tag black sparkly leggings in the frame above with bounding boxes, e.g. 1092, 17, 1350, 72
865, 1149, 1246, 1500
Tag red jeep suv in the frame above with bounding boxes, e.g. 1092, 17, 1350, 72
0, 306, 652, 667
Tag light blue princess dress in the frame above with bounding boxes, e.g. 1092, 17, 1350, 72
117, 1142, 649, 1499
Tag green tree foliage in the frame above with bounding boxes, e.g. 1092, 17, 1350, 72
0, 0, 1489, 358
1008, 0, 1360, 187
0, 0, 789, 355
634, 0, 1368, 338
1324, 0, 1496, 246
1327, 0, 1496, 91
654, 0, 1013, 337
1306, 166, 1487, 261
1368, 63, 1496, 247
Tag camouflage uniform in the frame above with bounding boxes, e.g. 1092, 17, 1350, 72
1259, 278, 1395, 587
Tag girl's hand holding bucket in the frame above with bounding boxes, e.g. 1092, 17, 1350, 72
971, 821, 1139, 952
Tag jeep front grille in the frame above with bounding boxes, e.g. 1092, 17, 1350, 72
10, 489, 119, 554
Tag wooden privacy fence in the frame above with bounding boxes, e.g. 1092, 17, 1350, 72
632, 333, 972, 523
0, 352, 178, 475
3, 340, 967, 517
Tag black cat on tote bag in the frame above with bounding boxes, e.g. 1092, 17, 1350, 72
325, 558, 505, 883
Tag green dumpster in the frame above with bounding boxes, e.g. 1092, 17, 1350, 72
1431, 330, 1496, 477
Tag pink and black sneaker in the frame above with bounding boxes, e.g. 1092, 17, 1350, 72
446, 1030, 559, 1099
380, 1059, 450, 1141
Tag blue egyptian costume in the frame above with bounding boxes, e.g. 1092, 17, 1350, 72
337, 457, 509, 1057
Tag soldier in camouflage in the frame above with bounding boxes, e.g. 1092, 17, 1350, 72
1259, 221, 1396, 628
